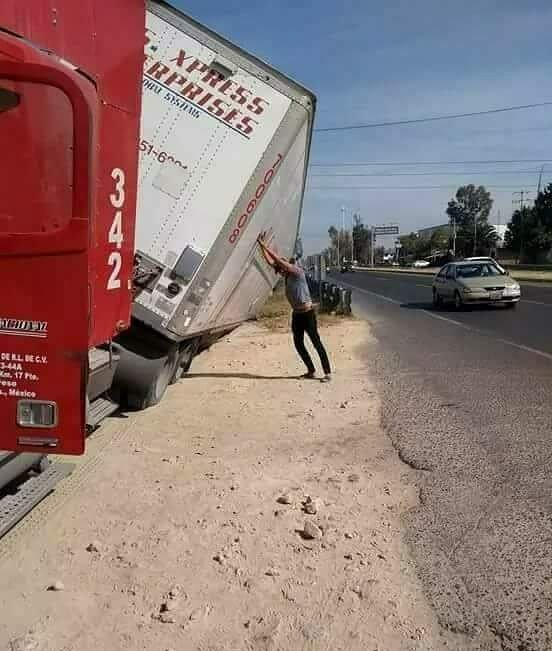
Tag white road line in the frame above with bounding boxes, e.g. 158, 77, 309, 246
340, 280, 552, 363
494, 339, 552, 362
344, 283, 401, 305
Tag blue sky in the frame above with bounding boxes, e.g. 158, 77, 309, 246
172, 0, 552, 253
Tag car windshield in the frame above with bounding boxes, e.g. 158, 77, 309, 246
456, 263, 504, 278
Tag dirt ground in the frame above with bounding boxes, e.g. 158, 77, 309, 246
0, 315, 468, 651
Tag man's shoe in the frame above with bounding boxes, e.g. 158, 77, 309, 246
320, 374, 332, 383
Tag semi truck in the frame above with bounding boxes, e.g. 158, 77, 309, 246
0, 0, 315, 488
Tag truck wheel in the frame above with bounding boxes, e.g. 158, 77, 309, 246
33, 456, 51, 474
170, 341, 197, 385
111, 345, 179, 411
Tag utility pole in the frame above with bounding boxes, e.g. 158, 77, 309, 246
496, 209, 501, 260
340, 206, 345, 264
451, 215, 456, 259
537, 165, 545, 195
336, 209, 341, 267
351, 212, 356, 263
370, 227, 375, 268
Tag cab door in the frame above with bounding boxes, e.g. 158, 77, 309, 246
0, 45, 94, 455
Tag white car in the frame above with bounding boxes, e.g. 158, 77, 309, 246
413, 260, 431, 268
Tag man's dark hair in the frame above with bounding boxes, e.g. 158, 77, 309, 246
288, 257, 296, 265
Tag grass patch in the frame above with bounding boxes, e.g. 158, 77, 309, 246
257, 284, 355, 332
257, 284, 290, 331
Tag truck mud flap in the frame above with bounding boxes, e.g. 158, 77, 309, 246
0, 462, 74, 539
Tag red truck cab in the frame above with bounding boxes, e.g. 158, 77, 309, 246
0, 1, 145, 454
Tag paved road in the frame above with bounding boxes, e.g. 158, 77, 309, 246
331, 271, 552, 651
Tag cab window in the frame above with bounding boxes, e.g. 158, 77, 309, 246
0, 87, 19, 113
0, 81, 74, 234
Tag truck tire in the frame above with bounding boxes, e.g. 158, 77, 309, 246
170, 339, 199, 384
33, 456, 51, 474
111, 345, 179, 411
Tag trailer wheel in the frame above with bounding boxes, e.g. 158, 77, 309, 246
170, 340, 198, 385
111, 345, 179, 411
33, 456, 51, 474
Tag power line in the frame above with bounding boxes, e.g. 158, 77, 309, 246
314, 101, 552, 132
307, 184, 536, 191
310, 170, 547, 178
310, 159, 552, 168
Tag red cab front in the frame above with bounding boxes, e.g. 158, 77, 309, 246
0, 34, 95, 454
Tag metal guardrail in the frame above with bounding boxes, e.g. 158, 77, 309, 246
307, 276, 352, 315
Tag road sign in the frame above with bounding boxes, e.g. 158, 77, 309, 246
374, 225, 400, 236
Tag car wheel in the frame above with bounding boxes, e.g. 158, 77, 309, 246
454, 291, 463, 310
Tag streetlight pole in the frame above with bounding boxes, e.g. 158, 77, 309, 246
537, 165, 545, 195
336, 210, 341, 267
351, 211, 356, 263
341, 206, 345, 264
370, 227, 375, 268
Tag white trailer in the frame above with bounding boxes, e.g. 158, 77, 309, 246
104, 0, 316, 409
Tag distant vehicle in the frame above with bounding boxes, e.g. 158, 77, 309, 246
413, 260, 431, 268
340, 262, 353, 273
391, 261, 400, 267
464, 256, 506, 274
432, 261, 521, 309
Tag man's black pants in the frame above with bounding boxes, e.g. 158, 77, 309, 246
291, 309, 331, 375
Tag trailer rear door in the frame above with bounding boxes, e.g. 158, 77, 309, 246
0, 46, 94, 455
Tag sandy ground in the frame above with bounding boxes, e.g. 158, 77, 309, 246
0, 317, 469, 651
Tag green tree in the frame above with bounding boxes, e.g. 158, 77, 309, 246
328, 225, 352, 264
429, 227, 450, 253
399, 232, 431, 260
504, 207, 534, 261
446, 184, 496, 256
505, 184, 552, 262
352, 214, 372, 264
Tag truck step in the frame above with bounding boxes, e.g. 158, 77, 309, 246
0, 462, 74, 539
89, 348, 111, 372
87, 397, 119, 430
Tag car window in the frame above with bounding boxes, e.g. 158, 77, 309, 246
457, 263, 503, 278
446, 266, 456, 279
438, 266, 448, 278
0, 81, 74, 235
